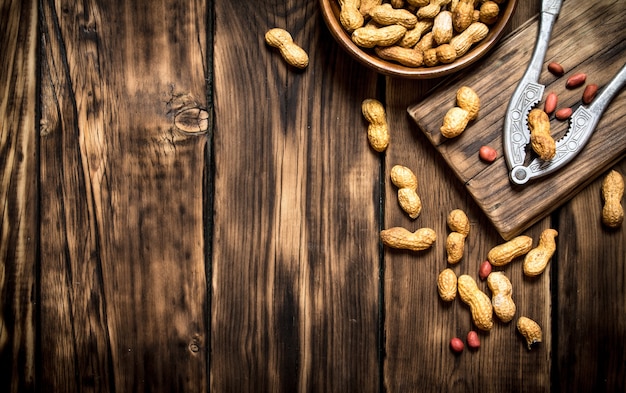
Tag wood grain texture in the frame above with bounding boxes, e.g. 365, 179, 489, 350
0, 0, 38, 391
408, 0, 626, 239
38, 0, 209, 391
554, 160, 626, 393
383, 2, 553, 392
211, 1, 381, 391
0, 0, 624, 391
384, 97, 552, 393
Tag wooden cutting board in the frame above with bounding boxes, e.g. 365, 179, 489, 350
408, 0, 626, 240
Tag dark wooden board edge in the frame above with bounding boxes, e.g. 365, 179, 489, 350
0, 0, 38, 391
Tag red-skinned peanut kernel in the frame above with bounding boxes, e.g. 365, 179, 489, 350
582, 83, 598, 104
450, 337, 464, 353
479, 260, 492, 280
544, 92, 558, 114
547, 62, 564, 76
566, 73, 587, 89
555, 107, 573, 121
479, 146, 497, 163
467, 331, 480, 349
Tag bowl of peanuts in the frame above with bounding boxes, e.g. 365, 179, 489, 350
319, 0, 517, 79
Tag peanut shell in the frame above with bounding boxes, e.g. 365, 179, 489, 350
487, 235, 533, 266
437, 268, 457, 302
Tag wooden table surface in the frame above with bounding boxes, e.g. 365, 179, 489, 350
1, 0, 624, 392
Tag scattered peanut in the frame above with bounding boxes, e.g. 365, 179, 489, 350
362, 98, 389, 152
487, 235, 533, 266
547, 61, 565, 76
446, 209, 469, 264
456, 86, 480, 120
450, 337, 464, 353
398, 188, 423, 218
543, 92, 558, 114
582, 83, 598, 104
458, 274, 493, 331
391, 165, 422, 218
339, 0, 365, 33
265, 28, 309, 69
523, 229, 558, 277
566, 72, 587, 89
555, 107, 572, 121
446, 232, 466, 264
380, 227, 436, 251
440, 86, 480, 138
527, 108, 556, 161
447, 208, 470, 235
441, 107, 470, 138
466, 330, 480, 349
601, 170, 624, 228
478, 260, 492, 280
479, 145, 497, 163
487, 272, 516, 323
437, 268, 458, 301
517, 316, 542, 350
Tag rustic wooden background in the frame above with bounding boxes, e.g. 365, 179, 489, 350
1, 0, 624, 392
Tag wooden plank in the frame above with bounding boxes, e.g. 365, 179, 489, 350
0, 0, 38, 391
383, 2, 553, 392
211, 1, 381, 391
383, 86, 551, 392
553, 160, 626, 392
408, 0, 626, 239
2, 0, 620, 391
39, 1, 209, 391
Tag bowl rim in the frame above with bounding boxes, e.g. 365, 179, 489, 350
319, 0, 518, 79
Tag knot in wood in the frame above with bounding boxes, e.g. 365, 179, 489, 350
174, 107, 209, 134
